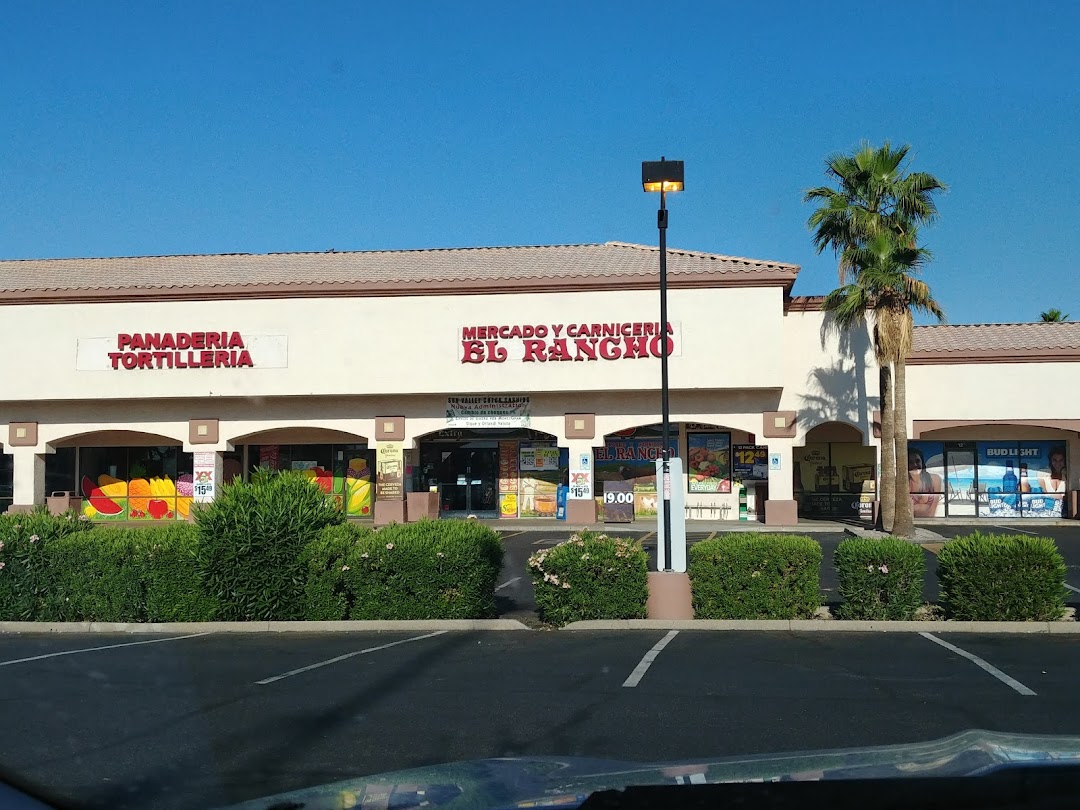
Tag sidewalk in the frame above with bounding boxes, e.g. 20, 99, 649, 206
480, 517, 857, 533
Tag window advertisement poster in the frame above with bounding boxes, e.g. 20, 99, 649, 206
518, 444, 565, 518
376, 442, 404, 501
594, 437, 677, 517
687, 433, 732, 492
794, 442, 875, 519
446, 396, 531, 428
569, 451, 593, 501
732, 444, 768, 482
498, 441, 519, 517
977, 441, 1023, 517
908, 441, 946, 518
1017, 441, 1067, 518
192, 452, 216, 503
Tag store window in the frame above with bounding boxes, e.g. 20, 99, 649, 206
78, 446, 193, 521
909, 440, 1067, 518
45, 447, 77, 497
594, 426, 676, 519
247, 443, 374, 517
794, 442, 876, 519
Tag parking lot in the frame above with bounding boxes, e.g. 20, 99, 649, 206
5, 627, 1080, 808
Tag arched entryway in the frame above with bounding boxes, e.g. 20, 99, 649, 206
230, 426, 373, 517
48, 430, 191, 522
794, 422, 876, 521
415, 427, 561, 519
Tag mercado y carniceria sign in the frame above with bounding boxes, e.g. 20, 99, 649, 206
460, 322, 677, 364
107, 332, 254, 370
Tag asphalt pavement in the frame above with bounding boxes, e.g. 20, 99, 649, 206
5, 629, 1080, 809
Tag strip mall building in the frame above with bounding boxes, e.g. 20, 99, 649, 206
1, 242, 1076, 524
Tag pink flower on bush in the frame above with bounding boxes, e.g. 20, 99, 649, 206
0, 561, 5, 571
386, 543, 394, 550
360, 552, 370, 559
28, 534, 39, 544
341, 565, 350, 572
879, 565, 889, 574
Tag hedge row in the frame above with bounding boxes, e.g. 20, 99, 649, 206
0, 471, 503, 622
525, 530, 1068, 625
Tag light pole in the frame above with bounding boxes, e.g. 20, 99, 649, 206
641, 157, 683, 572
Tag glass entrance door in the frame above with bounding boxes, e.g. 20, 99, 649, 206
423, 442, 499, 518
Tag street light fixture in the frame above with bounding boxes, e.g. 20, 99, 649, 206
641, 157, 683, 573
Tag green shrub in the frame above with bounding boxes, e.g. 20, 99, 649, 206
303, 523, 372, 620
0, 509, 91, 620
835, 538, 925, 620
689, 533, 821, 619
528, 531, 648, 626
937, 532, 1066, 621
343, 519, 504, 620
196, 469, 343, 620
0, 516, 214, 622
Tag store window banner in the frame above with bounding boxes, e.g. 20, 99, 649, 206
446, 396, 531, 428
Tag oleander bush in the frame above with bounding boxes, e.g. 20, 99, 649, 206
689, 533, 821, 619
937, 532, 1066, 621
835, 537, 925, 620
528, 531, 648, 626
0, 509, 91, 620
341, 519, 504, 620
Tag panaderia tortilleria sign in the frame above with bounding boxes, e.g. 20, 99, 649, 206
76, 332, 288, 371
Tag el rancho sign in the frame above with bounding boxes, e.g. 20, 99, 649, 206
461, 322, 679, 364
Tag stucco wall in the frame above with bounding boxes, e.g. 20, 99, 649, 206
0, 286, 786, 402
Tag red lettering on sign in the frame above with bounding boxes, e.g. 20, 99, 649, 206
193, 333, 206, 350
214, 350, 229, 366
200, 350, 214, 366
485, 340, 507, 363
461, 340, 485, 364
228, 332, 244, 349
622, 336, 649, 359
235, 350, 253, 367
650, 335, 674, 357
547, 338, 571, 361
599, 337, 621, 360
117, 334, 132, 349
121, 353, 138, 369
522, 339, 547, 362
574, 338, 597, 361
108, 352, 123, 369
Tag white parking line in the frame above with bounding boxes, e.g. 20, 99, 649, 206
495, 577, 521, 591
990, 525, 1038, 535
1066, 584, 1080, 595
622, 630, 679, 688
255, 631, 448, 685
919, 632, 1036, 696
0, 633, 210, 668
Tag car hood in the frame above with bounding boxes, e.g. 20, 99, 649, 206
219, 729, 1080, 810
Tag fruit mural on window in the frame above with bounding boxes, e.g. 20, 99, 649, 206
345, 457, 373, 516
81, 473, 193, 520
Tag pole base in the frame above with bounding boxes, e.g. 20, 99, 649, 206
646, 571, 694, 619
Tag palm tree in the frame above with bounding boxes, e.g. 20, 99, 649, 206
806, 142, 945, 536
1041, 309, 1069, 322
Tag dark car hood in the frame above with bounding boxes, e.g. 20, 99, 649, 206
219, 729, 1080, 810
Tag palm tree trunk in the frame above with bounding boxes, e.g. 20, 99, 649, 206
877, 364, 895, 532
891, 358, 915, 538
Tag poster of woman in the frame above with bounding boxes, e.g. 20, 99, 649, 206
907, 442, 945, 518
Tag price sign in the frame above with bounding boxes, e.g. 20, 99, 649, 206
602, 480, 634, 523
733, 444, 769, 482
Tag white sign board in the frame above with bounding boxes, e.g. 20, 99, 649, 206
519, 445, 559, 471
769, 452, 782, 471
446, 396, 531, 428
655, 456, 687, 572
76, 334, 288, 371
193, 452, 217, 503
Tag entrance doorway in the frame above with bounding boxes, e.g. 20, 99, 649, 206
421, 442, 499, 518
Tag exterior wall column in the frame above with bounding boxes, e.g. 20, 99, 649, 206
373, 417, 407, 526
9, 449, 47, 508
762, 412, 798, 526
563, 413, 601, 526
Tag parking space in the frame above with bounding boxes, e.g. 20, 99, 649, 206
5, 629, 1080, 809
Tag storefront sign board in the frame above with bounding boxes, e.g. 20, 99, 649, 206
687, 433, 732, 493
376, 442, 404, 501
459, 322, 681, 364
76, 333, 288, 371
602, 480, 634, 523
733, 444, 769, 482
519, 445, 559, 471
193, 452, 216, 503
446, 396, 531, 428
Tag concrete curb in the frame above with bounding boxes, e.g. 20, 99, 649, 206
0, 619, 531, 634
561, 619, 1080, 633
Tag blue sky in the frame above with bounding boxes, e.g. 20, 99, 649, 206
1, 0, 1077, 324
